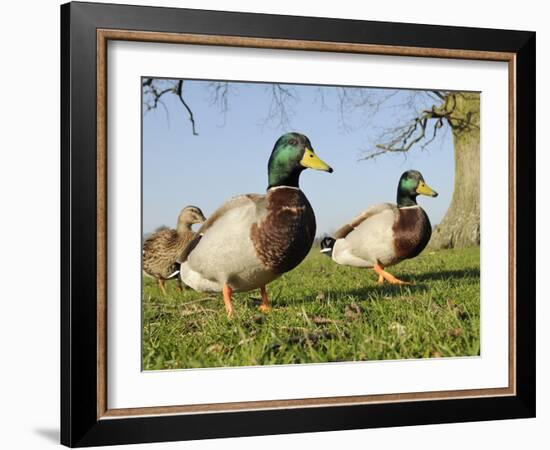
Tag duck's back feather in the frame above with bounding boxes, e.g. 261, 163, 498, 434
331, 204, 432, 268
180, 193, 273, 292
178, 194, 265, 264
332, 203, 397, 267
180, 188, 316, 292
143, 228, 195, 279
334, 203, 395, 239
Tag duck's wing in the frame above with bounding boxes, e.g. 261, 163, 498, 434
142, 228, 180, 277
178, 194, 266, 263
331, 203, 398, 267
143, 229, 169, 253
334, 203, 396, 239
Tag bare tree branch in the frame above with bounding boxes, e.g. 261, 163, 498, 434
208, 82, 232, 125
142, 79, 176, 112
142, 78, 477, 164
261, 84, 298, 130
360, 93, 479, 160
421, 117, 444, 149
313, 87, 331, 112
335, 87, 399, 132
175, 80, 198, 135
431, 90, 446, 100
142, 78, 198, 134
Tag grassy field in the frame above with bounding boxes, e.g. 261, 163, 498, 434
142, 247, 480, 370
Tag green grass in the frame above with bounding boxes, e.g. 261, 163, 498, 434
142, 247, 480, 370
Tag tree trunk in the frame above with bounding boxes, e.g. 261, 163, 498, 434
430, 93, 480, 249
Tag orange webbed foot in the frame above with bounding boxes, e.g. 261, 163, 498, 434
374, 263, 410, 285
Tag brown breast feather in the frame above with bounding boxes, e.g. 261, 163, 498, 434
392, 207, 432, 260
250, 188, 316, 274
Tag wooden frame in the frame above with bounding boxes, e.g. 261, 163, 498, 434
61, 1, 535, 447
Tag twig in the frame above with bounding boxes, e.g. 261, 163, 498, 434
176, 80, 198, 135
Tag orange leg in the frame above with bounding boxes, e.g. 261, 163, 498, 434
222, 284, 234, 318
377, 274, 385, 284
176, 278, 183, 292
158, 279, 168, 295
259, 286, 270, 313
374, 263, 409, 285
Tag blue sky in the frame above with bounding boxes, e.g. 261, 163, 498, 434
143, 80, 454, 235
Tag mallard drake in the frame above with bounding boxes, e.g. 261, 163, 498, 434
321, 170, 437, 284
143, 206, 206, 295
179, 132, 333, 317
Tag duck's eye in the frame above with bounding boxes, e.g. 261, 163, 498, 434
288, 139, 298, 145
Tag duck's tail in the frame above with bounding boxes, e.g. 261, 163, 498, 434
320, 236, 336, 258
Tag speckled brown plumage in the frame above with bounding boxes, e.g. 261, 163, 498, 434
392, 207, 432, 260
250, 187, 316, 274
143, 206, 206, 285
143, 228, 197, 280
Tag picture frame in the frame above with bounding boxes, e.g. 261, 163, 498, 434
60, 1, 535, 447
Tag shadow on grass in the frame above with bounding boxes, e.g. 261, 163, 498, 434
248, 283, 430, 307
162, 268, 479, 311
333, 268, 479, 300
410, 268, 480, 283
332, 283, 429, 301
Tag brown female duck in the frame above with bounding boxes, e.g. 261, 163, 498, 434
143, 206, 206, 294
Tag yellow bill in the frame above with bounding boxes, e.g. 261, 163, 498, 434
300, 148, 333, 173
416, 181, 438, 197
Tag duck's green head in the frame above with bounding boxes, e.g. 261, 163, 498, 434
397, 170, 438, 207
267, 132, 333, 189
